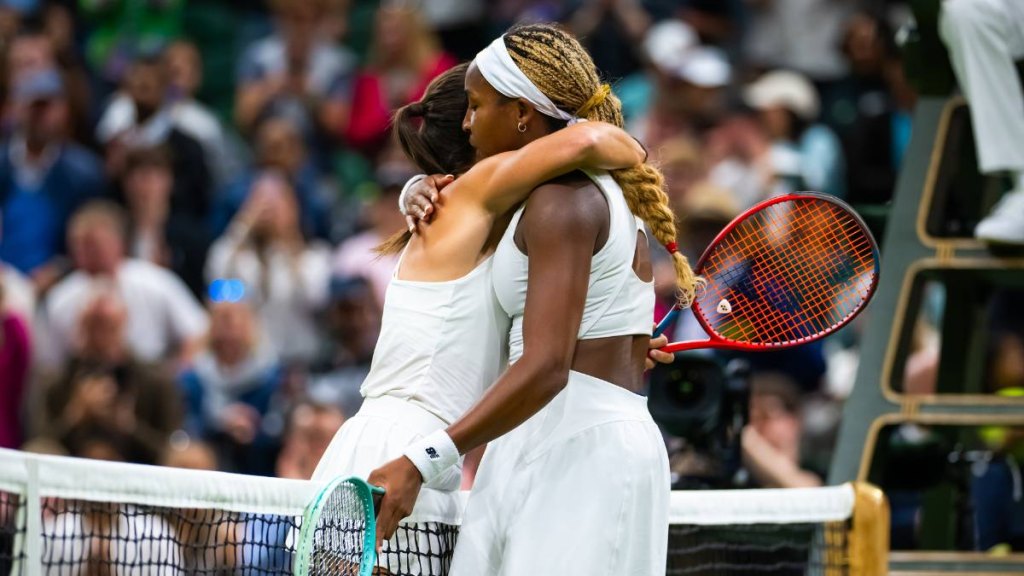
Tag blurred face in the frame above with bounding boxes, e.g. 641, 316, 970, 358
125, 63, 165, 117
70, 223, 124, 275
163, 43, 202, 97
843, 14, 885, 76
749, 393, 802, 462
257, 119, 305, 173
758, 106, 792, 140
8, 35, 53, 77
250, 174, 301, 238
462, 63, 522, 161
124, 164, 173, 209
375, 8, 413, 61
209, 302, 256, 366
79, 294, 128, 354
279, 4, 320, 63
23, 96, 67, 145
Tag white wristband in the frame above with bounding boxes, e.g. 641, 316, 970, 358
403, 430, 460, 485
398, 174, 426, 216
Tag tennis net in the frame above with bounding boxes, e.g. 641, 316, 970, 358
0, 448, 887, 575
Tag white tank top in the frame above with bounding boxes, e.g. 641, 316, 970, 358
360, 253, 510, 424
492, 170, 655, 364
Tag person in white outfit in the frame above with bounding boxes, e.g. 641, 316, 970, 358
940, 0, 1024, 244
310, 62, 649, 574
370, 24, 700, 576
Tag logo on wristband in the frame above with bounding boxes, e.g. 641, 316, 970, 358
426, 447, 440, 459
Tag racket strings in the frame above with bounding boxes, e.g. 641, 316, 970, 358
311, 484, 367, 575
697, 199, 876, 346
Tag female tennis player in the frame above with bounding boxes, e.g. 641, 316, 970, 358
369, 24, 698, 575
310, 62, 648, 569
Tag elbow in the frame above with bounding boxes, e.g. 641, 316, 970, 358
529, 354, 571, 402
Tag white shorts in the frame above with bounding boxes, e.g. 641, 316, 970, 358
312, 395, 464, 575
450, 371, 671, 576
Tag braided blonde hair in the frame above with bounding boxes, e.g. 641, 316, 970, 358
504, 24, 699, 307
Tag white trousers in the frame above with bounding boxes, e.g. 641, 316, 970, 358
449, 371, 671, 576
940, 0, 1024, 174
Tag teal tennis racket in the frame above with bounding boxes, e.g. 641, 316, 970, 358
294, 476, 384, 576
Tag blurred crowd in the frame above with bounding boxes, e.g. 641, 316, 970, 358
0, 0, 921, 493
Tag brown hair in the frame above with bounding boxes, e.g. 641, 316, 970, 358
123, 145, 173, 175
503, 23, 700, 306
378, 63, 475, 255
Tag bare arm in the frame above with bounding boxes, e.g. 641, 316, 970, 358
368, 182, 603, 543
446, 183, 601, 450
463, 122, 644, 215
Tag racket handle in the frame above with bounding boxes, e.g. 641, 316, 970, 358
653, 306, 680, 338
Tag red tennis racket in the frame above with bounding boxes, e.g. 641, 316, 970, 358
654, 192, 879, 353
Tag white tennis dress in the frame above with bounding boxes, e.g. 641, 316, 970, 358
311, 250, 509, 573
449, 170, 671, 576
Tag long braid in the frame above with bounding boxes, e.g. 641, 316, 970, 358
504, 24, 700, 307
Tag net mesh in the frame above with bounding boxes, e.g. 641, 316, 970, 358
695, 195, 877, 347
1, 449, 871, 576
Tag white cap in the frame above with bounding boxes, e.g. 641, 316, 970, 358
743, 70, 820, 121
675, 47, 731, 88
644, 19, 698, 73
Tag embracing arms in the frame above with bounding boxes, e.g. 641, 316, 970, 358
402, 122, 644, 223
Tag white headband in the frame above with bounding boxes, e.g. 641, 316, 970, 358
474, 35, 581, 125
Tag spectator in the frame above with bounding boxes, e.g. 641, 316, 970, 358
940, 0, 1024, 245
37, 6, 93, 147
331, 168, 408, 306
345, 5, 456, 156
743, 70, 846, 198
121, 145, 209, 297
41, 200, 208, 368
99, 56, 212, 222
206, 173, 332, 364
212, 116, 336, 241
843, 11, 918, 206
275, 400, 347, 480
31, 290, 182, 464
566, 0, 653, 81
629, 44, 732, 154
234, 0, 355, 152
0, 282, 30, 449
1, 261, 34, 319
98, 41, 238, 187
80, 0, 184, 86
617, 19, 698, 123
178, 300, 282, 476
0, 68, 105, 288
744, 0, 855, 85
741, 373, 824, 488
308, 275, 380, 409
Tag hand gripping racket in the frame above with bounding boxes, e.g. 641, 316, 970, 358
654, 192, 879, 353
294, 476, 384, 576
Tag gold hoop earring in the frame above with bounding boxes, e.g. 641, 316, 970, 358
517, 122, 527, 133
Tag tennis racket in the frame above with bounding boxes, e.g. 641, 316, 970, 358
294, 476, 384, 576
654, 192, 879, 353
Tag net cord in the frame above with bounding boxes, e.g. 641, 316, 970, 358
0, 448, 463, 524
667, 484, 855, 526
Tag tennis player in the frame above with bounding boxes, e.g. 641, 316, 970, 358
369, 24, 698, 575
310, 63, 648, 571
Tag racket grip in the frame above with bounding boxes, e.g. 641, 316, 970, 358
653, 307, 680, 338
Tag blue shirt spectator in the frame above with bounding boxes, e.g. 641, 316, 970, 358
0, 69, 105, 277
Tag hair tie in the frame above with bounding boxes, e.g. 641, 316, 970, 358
407, 102, 426, 117
575, 84, 611, 119
665, 241, 678, 254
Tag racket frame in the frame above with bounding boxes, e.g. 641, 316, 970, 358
660, 192, 880, 353
293, 476, 384, 576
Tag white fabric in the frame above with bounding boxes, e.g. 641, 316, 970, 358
940, 0, 1024, 173
474, 35, 578, 124
41, 259, 208, 366
450, 371, 670, 576
357, 254, 509, 425
1, 264, 35, 321
492, 170, 654, 363
667, 484, 854, 526
312, 396, 462, 493
205, 227, 332, 363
